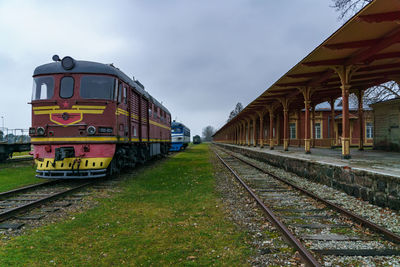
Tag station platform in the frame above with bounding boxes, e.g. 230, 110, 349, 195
231, 145, 400, 178
215, 143, 400, 210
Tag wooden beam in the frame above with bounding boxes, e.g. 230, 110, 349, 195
358, 11, 400, 23
276, 81, 308, 87
324, 38, 384, 50
287, 71, 325, 79
358, 62, 400, 72
308, 69, 335, 87
302, 58, 345, 67
346, 28, 400, 65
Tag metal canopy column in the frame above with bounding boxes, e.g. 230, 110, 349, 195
357, 89, 365, 151
333, 66, 357, 159
252, 115, 257, 147
247, 118, 251, 146
241, 121, 245, 145
311, 104, 316, 148
279, 98, 290, 151
267, 107, 275, 150
300, 87, 313, 154
257, 110, 265, 148
329, 98, 336, 148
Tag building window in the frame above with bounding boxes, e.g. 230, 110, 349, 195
289, 123, 296, 139
366, 122, 373, 138
315, 122, 321, 139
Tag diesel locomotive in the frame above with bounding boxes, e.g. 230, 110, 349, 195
30, 56, 171, 178
170, 121, 190, 151
193, 135, 201, 144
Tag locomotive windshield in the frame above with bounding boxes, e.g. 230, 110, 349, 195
80, 76, 115, 100
32, 76, 54, 100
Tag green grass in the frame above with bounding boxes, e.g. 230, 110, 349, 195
0, 161, 40, 192
0, 144, 251, 266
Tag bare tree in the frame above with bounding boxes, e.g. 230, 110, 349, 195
227, 102, 243, 122
331, 0, 371, 20
331, 0, 400, 103
364, 81, 400, 103
202, 125, 215, 142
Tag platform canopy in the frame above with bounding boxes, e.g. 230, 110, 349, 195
219, 0, 400, 131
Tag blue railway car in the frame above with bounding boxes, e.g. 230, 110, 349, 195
170, 121, 190, 151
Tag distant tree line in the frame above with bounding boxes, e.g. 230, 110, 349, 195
202, 126, 215, 142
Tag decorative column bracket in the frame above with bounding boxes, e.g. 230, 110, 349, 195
278, 97, 291, 151
256, 110, 266, 148
331, 65, 358, 159
298, 87, 314, 154
266, 105, 277, 150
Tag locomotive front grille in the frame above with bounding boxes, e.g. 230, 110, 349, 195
36, 169, 107, 179
36, 157, 113, 171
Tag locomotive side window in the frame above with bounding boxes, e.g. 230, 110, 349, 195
118, 83, 122, 103
123, 86, 127, 104
80, 76, 115, 100
114, 80, 119, 101
32, 76, 54, 100
60, 77, 74, 99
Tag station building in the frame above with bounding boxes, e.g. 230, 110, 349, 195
244, 99, 374, 150
213, 0, 400, 210
213, 0, 400, 159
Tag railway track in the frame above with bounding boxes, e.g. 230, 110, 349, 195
0, 179, 96, 229
213, 147, 400, 266
3, 156, 33, 163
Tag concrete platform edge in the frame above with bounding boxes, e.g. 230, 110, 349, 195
214, 143, 400, 211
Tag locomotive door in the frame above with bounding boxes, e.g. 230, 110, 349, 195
117, 82, 129, 142
130, 90, 140, 142
141, 98, 149, 142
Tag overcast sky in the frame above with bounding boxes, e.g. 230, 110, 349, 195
0, 0, 341, 136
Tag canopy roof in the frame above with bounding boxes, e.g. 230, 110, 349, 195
217, 0, 400, 133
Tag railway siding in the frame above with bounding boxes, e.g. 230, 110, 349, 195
216, 143, 400, 211
0, 161, 40, 193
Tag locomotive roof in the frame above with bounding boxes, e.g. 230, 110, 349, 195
171, 121, 190, 130
33, 59, 170, 114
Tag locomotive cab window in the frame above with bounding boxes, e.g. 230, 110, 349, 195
60, 77, 74, 99
80, 76, 115, 100
32, 76, 54, 100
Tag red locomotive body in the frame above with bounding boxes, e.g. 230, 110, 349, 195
30, 56, 171, 178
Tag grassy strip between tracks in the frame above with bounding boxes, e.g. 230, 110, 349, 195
0, 143, 251, 266
0, 161, 40, 192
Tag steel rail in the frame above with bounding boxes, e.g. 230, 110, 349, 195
0, 181, 94, 222
214, 151, 322, 267
223, 147, 400, 244
5, 156, 33, 163
0, 180, 60, 199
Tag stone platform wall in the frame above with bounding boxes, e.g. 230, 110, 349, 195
216, 143, 400, 211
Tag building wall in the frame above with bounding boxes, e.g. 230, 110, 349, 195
262, 109, 373, 148
215, 108, 374, 148
372, 99, 400, 151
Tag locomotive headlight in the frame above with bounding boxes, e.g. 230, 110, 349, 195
87, 126, 96, 135
61, 56, 75, 70
36, 127, 45, 136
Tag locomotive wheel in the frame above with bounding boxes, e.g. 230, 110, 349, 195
107, 158, 120, 177
0, 155, 8, 162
